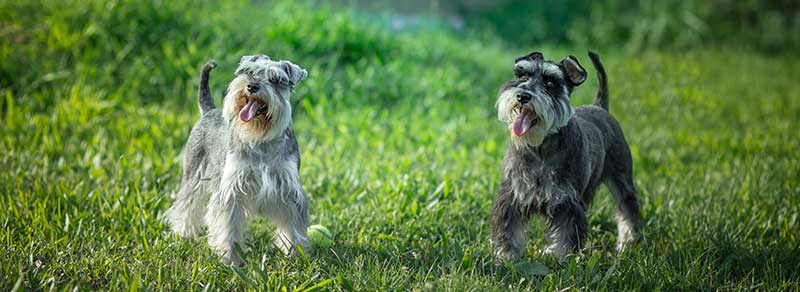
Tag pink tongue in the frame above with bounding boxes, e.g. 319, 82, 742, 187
513, 111, 534, 137
239, 100, 261, 122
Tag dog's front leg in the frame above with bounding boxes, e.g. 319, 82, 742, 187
490, 179, 531, 263
206, 160, 248, 266
268, 187, 309, 256
543, 198, 587, 259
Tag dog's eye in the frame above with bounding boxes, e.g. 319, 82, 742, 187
268, 75, 287, 85
543, 76, 557, 88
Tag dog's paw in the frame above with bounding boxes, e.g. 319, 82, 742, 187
616, 234, 640, 253
173, 229, 198, 239
540, 244, 570, 260
277, 243, 309, 258
540, 245, 555, 256
221, 251, 244, 267
273, 234, 310, 258
166, 219, 201, 239
492, 247, 521, 264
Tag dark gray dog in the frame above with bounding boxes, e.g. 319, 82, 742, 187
165, 55, 309, 266
491, 51, 641, 261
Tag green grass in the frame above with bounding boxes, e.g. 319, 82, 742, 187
2, 0, 799, 290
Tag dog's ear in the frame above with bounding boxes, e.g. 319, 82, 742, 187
240, 55, 271, 64
514, 52, 544, 76
279, 60, 308, 86
559, 55, 587, 86
236, 55, 272, 75
515, 51, 544, 64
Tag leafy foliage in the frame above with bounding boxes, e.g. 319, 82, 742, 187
456, 0, 800, 53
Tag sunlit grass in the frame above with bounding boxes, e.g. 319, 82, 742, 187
1, 0, 798, 290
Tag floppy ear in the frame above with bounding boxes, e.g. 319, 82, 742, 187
240, 55, 270, 64
560, 55, 587, 86
514, 51, 544, 63
279, 60, 308, 86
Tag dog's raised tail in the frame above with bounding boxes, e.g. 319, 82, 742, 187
588, 51, 609, 111
198, 60, 217, 114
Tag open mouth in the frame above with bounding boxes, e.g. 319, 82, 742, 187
512, 107, 540, 137
238, 97, 269, 122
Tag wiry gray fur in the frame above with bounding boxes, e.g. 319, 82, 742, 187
588, 52, 609, 111
165, 55, 310, 266
198, 60, 217, 113
491, 51, 642, 262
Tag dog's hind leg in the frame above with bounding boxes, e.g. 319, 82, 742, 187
165, 178, 209, 238
601, 121, 642, 251
491, 179, 531, 262
165, 151, 211, 239
604, 174, 642, 251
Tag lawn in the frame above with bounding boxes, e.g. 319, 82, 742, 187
1, 0, 799, 290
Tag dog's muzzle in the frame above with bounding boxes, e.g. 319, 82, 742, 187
508, 89, 540, 137
239, 95, 269, 122
516, 91, 532, 104
512, 107, 540, 137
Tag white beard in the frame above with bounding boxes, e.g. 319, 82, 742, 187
496, 87, 574, 148
222, 77, 292, 145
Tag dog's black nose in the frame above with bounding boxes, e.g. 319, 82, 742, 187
516, 92, 532, 103
247, 83, 260, 93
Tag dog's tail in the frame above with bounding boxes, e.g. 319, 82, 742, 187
588, 51, 609, 111
198, 60, 217, 114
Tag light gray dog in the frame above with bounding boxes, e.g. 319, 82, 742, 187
165, 55, 309, 266
491, 51, 641, 261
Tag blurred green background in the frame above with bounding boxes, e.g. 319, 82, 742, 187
1, 0, 798, 290
335, 0, 800, 53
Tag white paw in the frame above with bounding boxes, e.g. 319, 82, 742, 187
540, 244, 569, 259
616, 236, 638, 252
168, 220, 201, 239
493, 247, 521, 263
221, 251, 244, 267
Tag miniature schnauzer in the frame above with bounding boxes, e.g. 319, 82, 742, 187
491, 51, 642, 261
165, 55, 309, 266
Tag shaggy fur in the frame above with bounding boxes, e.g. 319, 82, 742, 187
165, 55, 309, 266
491, 51, 642, 261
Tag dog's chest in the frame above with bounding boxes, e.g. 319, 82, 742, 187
506, 155, 574, 211
222, 153, 300, 200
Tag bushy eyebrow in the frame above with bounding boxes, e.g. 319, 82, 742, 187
514, 60, 535, 72
540, 63, 564, 79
